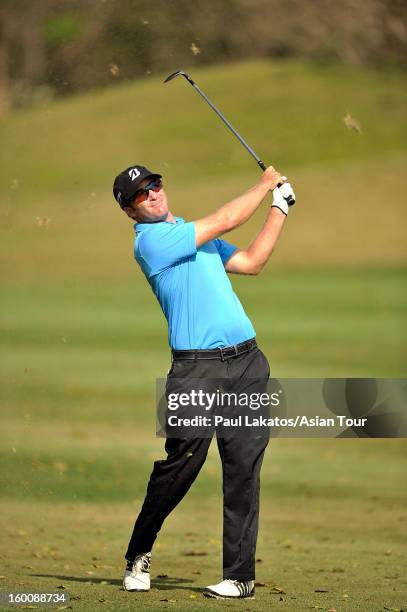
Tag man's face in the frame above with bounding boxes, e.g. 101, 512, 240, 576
125, 177, 169, 223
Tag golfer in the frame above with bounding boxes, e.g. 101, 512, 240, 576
112, 164, 295, 599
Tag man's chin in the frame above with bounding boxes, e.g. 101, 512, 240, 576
145, 210, 168, 223
156, 210, 169, 222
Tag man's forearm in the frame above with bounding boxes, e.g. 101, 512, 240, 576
215, 182, 270, 231
245, 207, 286, 272
194, 167, 283, 248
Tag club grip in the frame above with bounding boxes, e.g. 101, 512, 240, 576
258, 161, 295, 205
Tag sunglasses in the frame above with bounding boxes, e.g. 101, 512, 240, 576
134, 178, 163, 201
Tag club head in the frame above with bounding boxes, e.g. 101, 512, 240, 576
163, 70, 194, 85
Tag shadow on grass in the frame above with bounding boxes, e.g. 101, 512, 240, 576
32, 574, 201, 593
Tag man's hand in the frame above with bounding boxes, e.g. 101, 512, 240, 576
271, 178, 296, 216
259, 166, 282, 192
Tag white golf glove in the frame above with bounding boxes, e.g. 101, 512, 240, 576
271, 178, 296, 216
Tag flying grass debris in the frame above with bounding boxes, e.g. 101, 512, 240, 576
343, 113, 362, 133
109, 64, 120, 77
36, 216, 51, 227
190, 42, 201, 55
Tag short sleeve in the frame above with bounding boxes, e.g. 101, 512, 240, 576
214, 238, 238, 265
137, 222, 197, 276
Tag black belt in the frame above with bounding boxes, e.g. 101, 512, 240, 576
172, 338, 257, 361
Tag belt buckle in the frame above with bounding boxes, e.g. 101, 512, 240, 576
220, 345, 238, 361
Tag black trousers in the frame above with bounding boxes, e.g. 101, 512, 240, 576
125, 346, 270, 581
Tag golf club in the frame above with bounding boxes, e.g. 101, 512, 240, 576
163, 70, 295, 205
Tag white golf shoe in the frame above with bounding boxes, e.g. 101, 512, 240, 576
123, 552, 151, 592
203, 579, 255, 599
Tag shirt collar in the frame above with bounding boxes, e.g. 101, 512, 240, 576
135, 216, 184, 232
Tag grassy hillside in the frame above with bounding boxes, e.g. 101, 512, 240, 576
1, 60, 406, 194
0, 59, 406, 279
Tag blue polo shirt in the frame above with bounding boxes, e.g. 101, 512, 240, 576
134, 216, 255, 349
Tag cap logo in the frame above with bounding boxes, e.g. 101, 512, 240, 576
128, 167, 141, 181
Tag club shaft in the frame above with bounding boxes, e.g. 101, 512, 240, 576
190, 81, 266, 171
165, 70, 294, 205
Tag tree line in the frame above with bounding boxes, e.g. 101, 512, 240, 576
1, 0, 406, 115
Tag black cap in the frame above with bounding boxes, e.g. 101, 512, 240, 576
113, 165, 162, 207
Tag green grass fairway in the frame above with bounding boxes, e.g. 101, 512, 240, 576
0, 441, 406, 611
1, 59, 406, 610
1, 271, 406, 611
